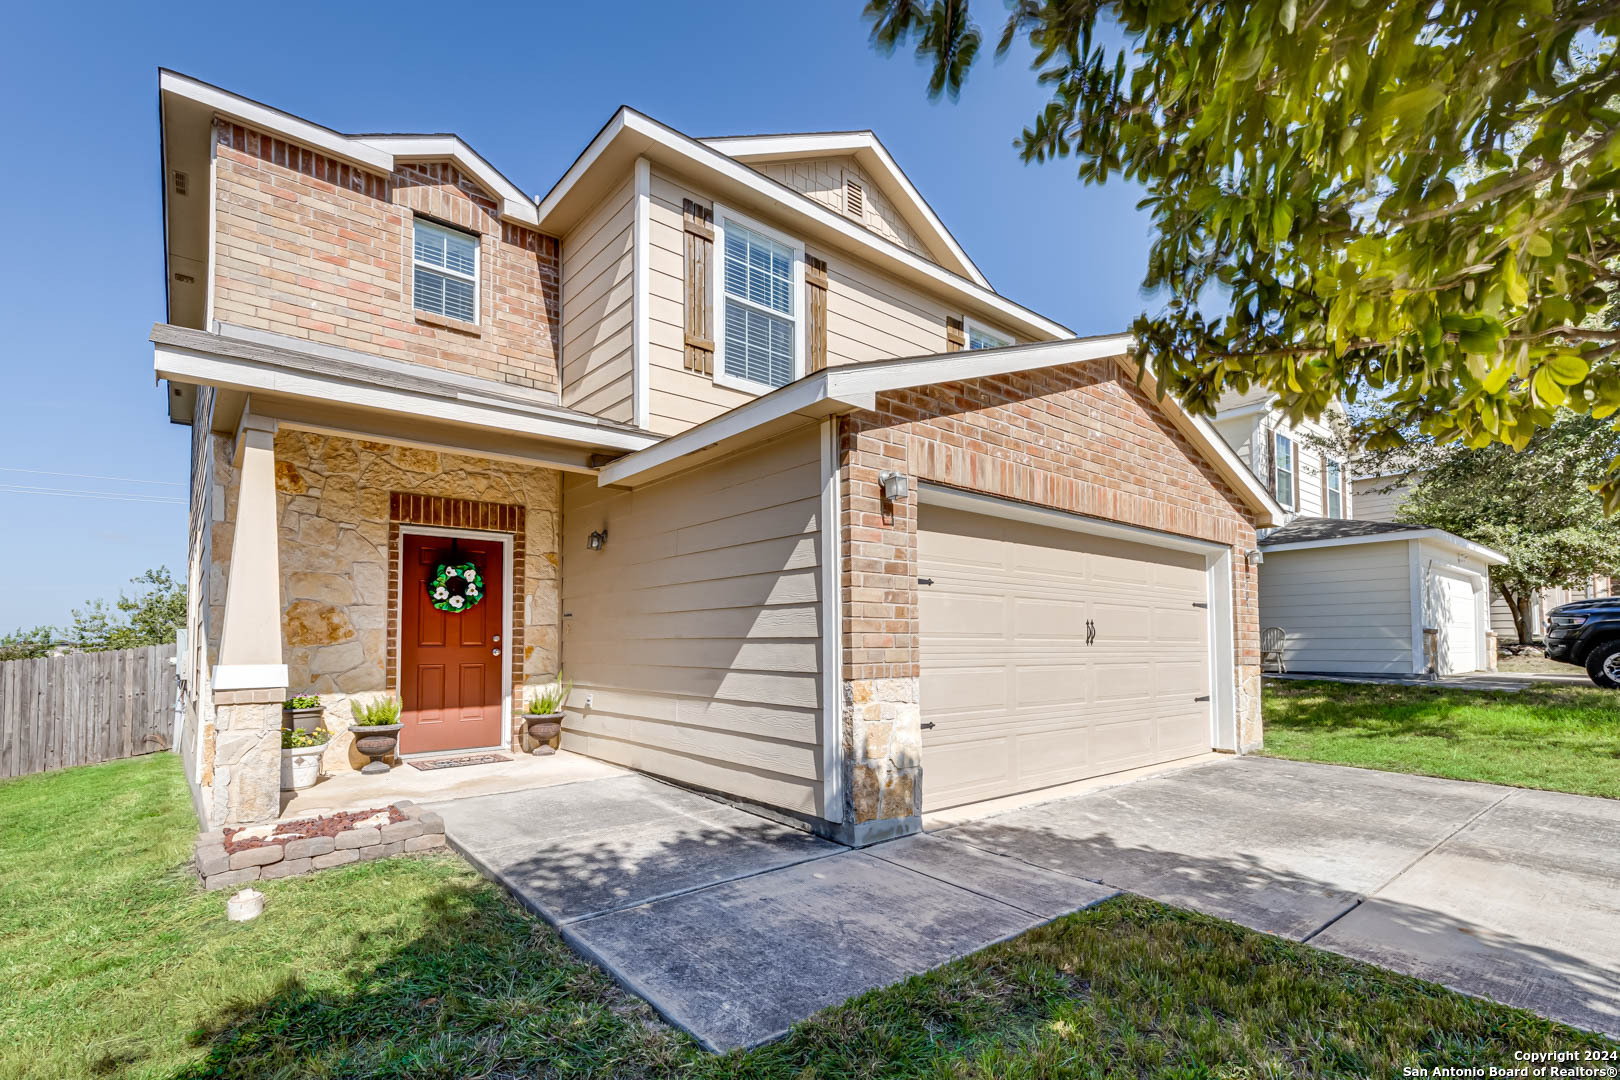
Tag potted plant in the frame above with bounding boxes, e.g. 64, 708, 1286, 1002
283, 694, 323, 733
522, 673, 571, 756
348, 695, 403, 774
281, 727, 330, 790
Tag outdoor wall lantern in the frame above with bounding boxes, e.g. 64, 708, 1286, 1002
587, 528, 608, 552
879, 471, 910, 502
1245, 548, 1265, 566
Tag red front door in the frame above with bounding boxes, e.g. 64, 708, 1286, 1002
401, 533, 504, 754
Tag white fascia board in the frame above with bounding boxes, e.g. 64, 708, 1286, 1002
702, 131, 990, 289
1113, 355, 1286, 527
360, 135, 540, 228
154, 344, 657, 454
597, 373, 872, 487
159, 70, 393, 172
1261, 529, 1508, 564
920, 483, 1229, 555
823, 335, 1132, 398
538, 110, 1069, 342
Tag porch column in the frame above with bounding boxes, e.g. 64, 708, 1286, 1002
211, 411, 286, 825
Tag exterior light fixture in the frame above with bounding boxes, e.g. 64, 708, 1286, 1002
587, 528, 608, 551
1245, 548, 1265, 566
879, 471, 910, 502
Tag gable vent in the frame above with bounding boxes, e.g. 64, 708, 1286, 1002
844, 177, 864, 219
172, 171, 189, 196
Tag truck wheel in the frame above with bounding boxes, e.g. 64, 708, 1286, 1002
1585, 640, 1620, 689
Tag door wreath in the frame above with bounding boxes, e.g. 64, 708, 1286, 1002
428, 562, 484, 612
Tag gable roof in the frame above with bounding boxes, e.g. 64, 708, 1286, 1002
597, 335, 1285, 527
159, 70, 543, 228
1259, 518, 1507, 563
700, 131, 990, 288
534, 107, 1073, 346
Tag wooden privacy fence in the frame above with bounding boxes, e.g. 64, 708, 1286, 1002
0, 643, 177, 779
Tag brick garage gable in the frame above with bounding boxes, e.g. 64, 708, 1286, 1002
838, 356, 1263, 683
211, 121, 561, 393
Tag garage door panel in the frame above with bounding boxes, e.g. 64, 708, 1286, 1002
1013, 596, 1090, 639
920, 503, 1214, 813
1016, 663, 1094, 707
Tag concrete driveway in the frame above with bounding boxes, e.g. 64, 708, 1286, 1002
943, 756, 1620, 1038
432, 758, 1620, 1050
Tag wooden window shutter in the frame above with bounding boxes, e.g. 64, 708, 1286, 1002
945, 314, 965, 352
1264, 425, 1276, 495
682, 199, 715, 375
806, 254, 829, 373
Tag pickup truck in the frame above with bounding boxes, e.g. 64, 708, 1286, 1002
1545, 597, 1620, 688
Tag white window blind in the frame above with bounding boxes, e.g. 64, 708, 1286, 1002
413, 219, 478, 323
1326, 460, 1343, 518
721, 221, 795, 388
1274, 432, 1295, 509
967, 323, 1011, 350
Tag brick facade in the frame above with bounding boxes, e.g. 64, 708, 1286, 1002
211, 121, 561, 393
836, 357, 1265, 835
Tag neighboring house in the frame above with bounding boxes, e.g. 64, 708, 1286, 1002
1211, 394, 1505, 675
1209, 389, 1351, 523
155, 72, 1282, 843
1352, 472, 1614, 642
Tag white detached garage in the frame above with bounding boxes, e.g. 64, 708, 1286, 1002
1257, 520, 1507, 677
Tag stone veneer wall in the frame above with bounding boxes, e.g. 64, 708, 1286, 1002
836, 357, 1266, 838
206, 431, 563, 773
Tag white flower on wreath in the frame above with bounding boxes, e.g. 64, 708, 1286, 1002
433, 587, 449, 599
467, 584, 479, 596
448, 596, 464, 608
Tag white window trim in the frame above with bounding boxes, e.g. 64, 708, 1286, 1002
1273, 431, 1296, 510
1325, 459, 1344, 518
412, 216, 480, 325
711, 202, 807, 397
963, 317, 1012, 351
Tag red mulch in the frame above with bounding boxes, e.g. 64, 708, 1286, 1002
223, 806, 405, 853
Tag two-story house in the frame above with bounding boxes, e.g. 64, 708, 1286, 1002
155, 71, 1284, 842
1210, 392, 1504, 677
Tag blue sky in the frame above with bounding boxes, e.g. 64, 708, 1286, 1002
0, 1, 1151, 630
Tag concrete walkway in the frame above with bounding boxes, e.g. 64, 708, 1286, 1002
432, 758, 1620, 1051
1266, 670, 1591, 690
430, 775, 1115, 1050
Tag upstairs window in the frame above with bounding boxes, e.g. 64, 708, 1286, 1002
1325, 460, 1344, 518
413, 219, 478, 323
965, 319, 1011, 350
715, 211, 802, 392
1273, 432, 1295, 509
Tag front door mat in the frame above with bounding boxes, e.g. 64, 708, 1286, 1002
407, 753, 513, 772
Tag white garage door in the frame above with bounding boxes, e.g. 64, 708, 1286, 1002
1435, 571, 1478, 674
918, 503, 1213, 812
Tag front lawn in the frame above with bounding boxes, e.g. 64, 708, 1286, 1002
1262, 680, 1620, 798
1, 754, 1610, 1079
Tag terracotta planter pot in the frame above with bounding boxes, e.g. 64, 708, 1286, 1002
523, 712, 564, 756
348, 723, 403, 774
283, 706, 324, 733
280, 743, 325, 790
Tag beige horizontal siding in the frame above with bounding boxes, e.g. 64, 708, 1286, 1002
560, 423, 828, 818
561, 175, 636, 422
643, 169, 1022, 436
1259, 542, 1417, 674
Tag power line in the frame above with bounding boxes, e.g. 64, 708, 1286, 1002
0, 466, 184, 488
0, 484, 185, 506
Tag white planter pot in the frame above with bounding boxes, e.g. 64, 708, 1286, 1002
280, 744, 324, 790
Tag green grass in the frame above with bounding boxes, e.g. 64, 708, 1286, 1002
1261, 680, 1620, 798
1, 754, 1612, 1079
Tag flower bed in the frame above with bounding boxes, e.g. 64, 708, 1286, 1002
195, 800, 445, 891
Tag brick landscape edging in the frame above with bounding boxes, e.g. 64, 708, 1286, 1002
194, 801, 446, 891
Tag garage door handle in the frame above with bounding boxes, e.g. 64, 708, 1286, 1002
1194, 695, 1211, 702
1086, 619, 1096, 645
920, 722, 936, 730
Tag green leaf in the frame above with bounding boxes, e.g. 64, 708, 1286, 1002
1526, 234, 1553, 258
1544, 354, 1590, 385
1531, 367, 1567, 407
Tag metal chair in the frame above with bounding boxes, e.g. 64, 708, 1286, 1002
1261, 626, 1287, 673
